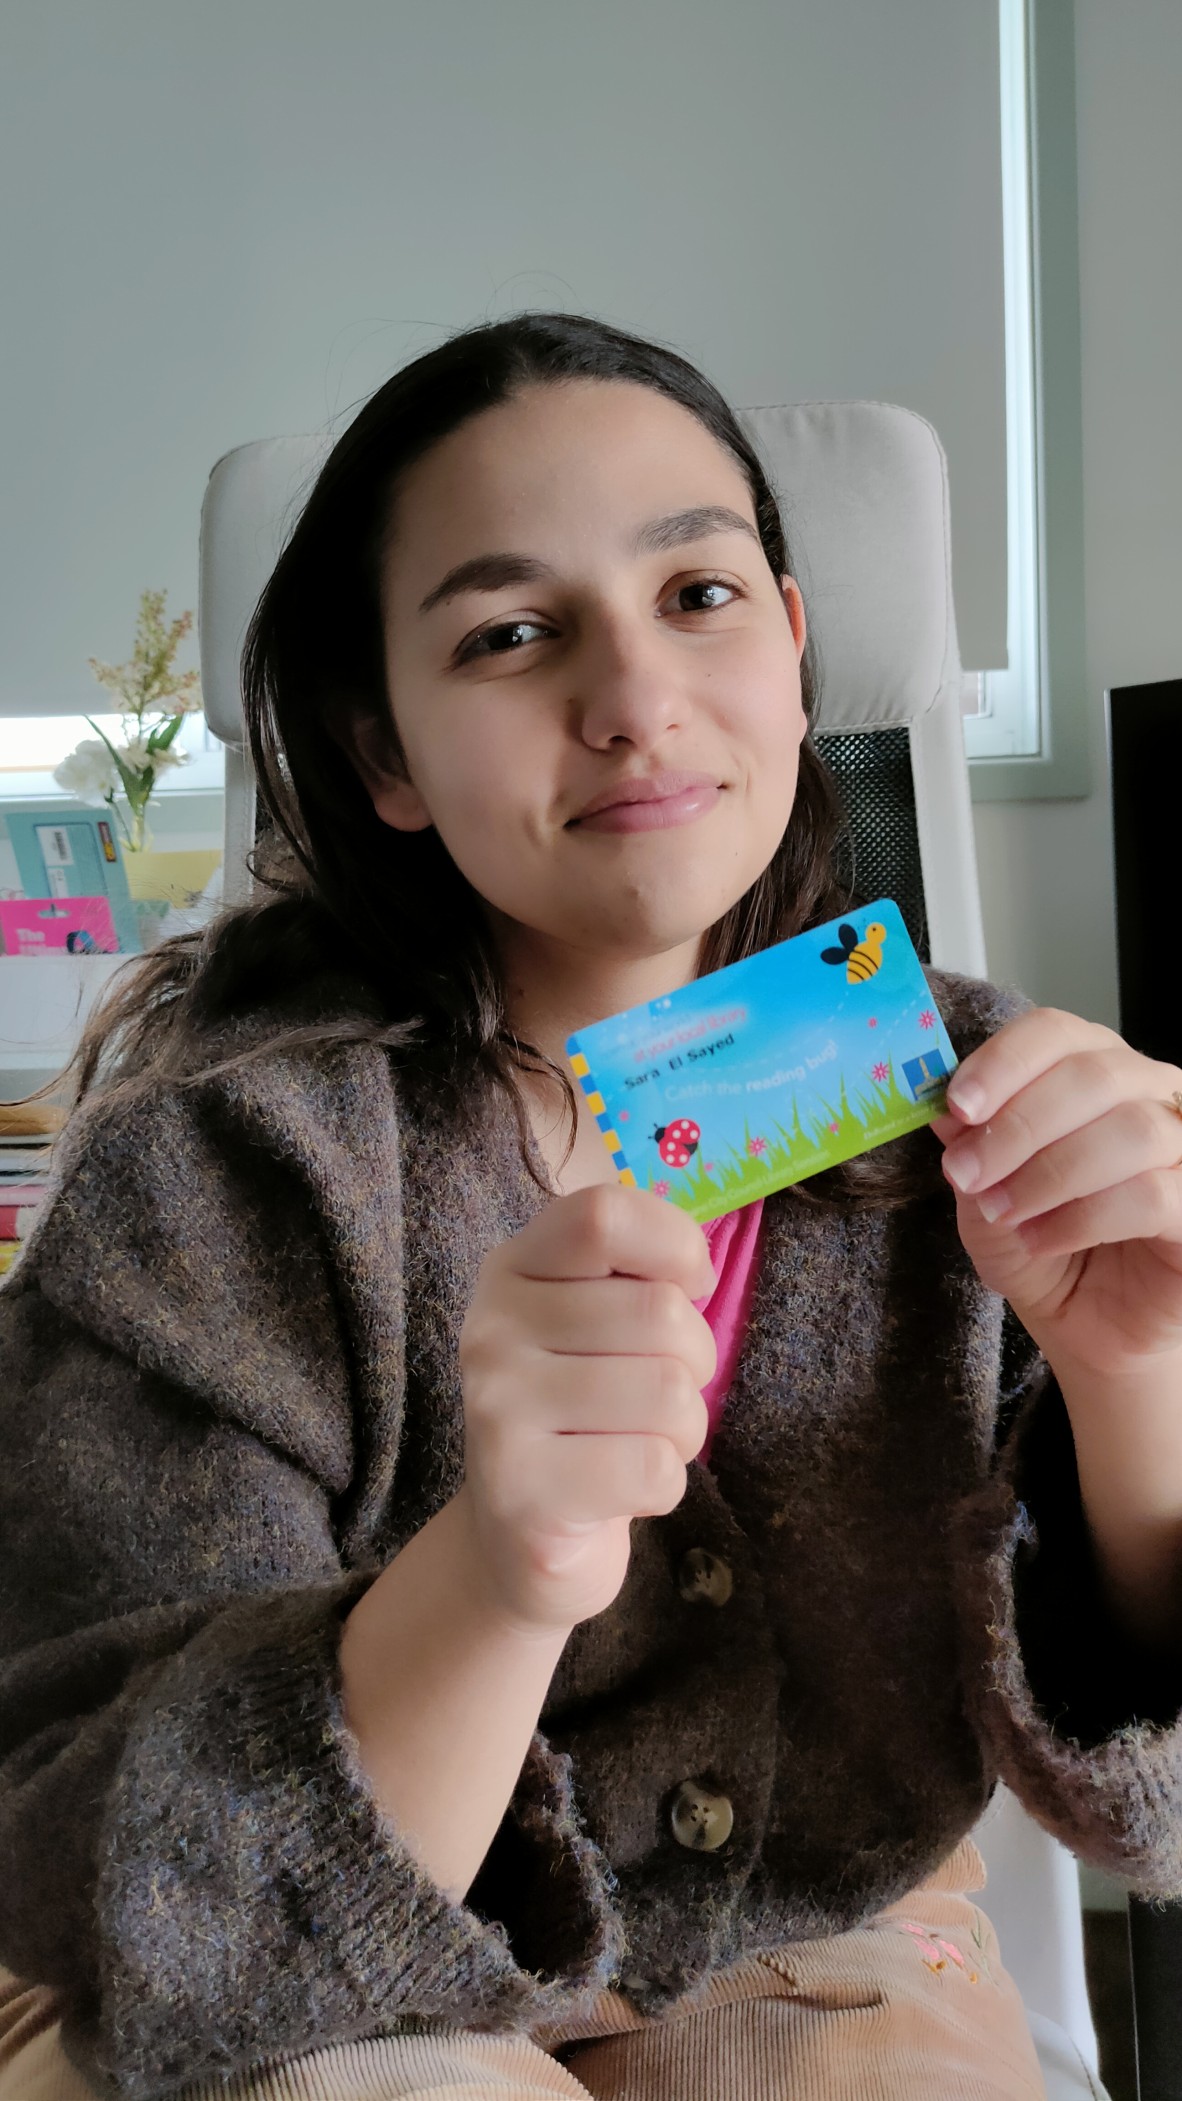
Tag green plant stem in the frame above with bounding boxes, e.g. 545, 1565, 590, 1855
103, 795, 146, 853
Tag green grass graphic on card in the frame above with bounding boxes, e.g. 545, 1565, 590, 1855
565, 898, 958, 1223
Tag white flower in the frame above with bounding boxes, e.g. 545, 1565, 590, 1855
120, 735, 190, 774
52, 739, 121, 804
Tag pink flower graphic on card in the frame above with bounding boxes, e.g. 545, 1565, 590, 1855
652, 1179, 671, 1199
747, 1134, 767, 1157
918, 1008, 937, 1031
871, 1061, 890, 1083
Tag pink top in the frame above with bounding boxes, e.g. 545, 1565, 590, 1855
691, 1199, 765, 1464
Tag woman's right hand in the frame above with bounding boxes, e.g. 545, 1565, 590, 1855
455, 1184, 718, 1633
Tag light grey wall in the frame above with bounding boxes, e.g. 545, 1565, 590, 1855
1, 0, 1007, 726
972, 0, 1182, 1025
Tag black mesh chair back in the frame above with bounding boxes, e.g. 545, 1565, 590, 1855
815, 727, 929, 962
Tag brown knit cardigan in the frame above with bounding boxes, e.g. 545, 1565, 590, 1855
1, 963, 1180, 2100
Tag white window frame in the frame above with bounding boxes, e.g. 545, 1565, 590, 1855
964, 0, 1042, 760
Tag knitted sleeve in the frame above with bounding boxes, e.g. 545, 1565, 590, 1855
955, 1309, 1182, 1898
0, 1055, 619, 2101
928, 966, 1182, 1896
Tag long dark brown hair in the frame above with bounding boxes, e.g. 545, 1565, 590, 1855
61, 310, 940, 1206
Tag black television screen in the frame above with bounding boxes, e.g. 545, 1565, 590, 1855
1106, 678, 1182, 1068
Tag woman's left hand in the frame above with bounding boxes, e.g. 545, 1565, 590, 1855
932, 1008, 1182, 1379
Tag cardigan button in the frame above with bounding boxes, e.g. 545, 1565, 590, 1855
670, 1779, 734, 1852
677, 1548, 733, 1607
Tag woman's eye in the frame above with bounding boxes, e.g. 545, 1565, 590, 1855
674, 578, 738, 613
456, 579, 737, 663
456, 619, 551, 663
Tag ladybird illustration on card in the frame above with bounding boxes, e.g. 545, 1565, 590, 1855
566, 897, 958, 1224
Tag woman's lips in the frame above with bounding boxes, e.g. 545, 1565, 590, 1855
572, 783, 721, 833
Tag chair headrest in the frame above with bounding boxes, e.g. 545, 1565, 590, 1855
199, 400, 961, 748
199, 434, 330, 747
737, 401, 962, 731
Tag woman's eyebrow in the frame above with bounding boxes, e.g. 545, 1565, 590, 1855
417, 504, 759, 615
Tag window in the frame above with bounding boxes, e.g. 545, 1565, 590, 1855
0, 715, 225, 801
965, 0, 1089, 799
963, 0, 1040, 761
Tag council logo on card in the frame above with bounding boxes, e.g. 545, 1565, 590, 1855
566, 898, 958, 1223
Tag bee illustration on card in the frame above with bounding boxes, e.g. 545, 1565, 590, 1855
820, 919, 888, 984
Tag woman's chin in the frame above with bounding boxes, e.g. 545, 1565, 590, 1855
562, 893, 745, 965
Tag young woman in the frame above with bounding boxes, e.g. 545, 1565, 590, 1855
2, 312, 1182, 2101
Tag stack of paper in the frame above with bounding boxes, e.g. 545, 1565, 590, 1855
0, 1100, 64, 1275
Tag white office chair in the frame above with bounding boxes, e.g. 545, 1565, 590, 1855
197, 403, 1109, 2099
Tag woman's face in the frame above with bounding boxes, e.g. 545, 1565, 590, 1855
362, 378, 807, 965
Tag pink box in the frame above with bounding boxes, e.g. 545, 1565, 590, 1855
0, 896, 120, 955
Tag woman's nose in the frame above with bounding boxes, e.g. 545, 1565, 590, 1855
572, 617, 687, 748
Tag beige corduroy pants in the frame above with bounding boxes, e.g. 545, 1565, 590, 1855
0, 1838, 1047, 2100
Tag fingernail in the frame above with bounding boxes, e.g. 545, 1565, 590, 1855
943, 1147, 980, 1193
977, 1186, 1012, 1224
946, 1078, 986, 1122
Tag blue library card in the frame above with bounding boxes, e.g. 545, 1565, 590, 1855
566, 897, 958, 1223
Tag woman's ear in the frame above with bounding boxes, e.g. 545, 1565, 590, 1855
333, 708, 434, 834
780, 574, 807, 658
